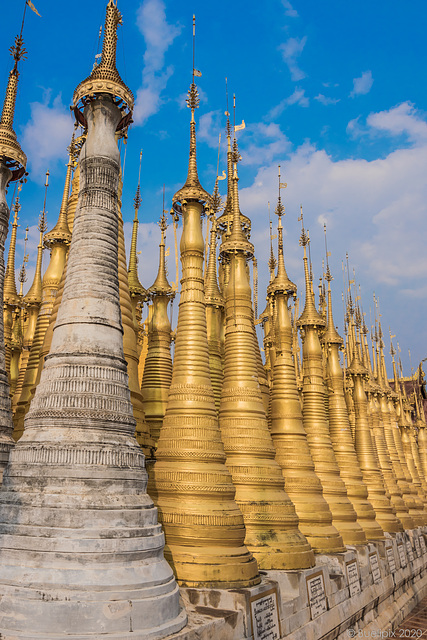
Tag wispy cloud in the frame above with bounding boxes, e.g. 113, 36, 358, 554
347, 102, 427, 145
198, 110, 222, 148
239, 122, 291, 166
21, 93, 74, 178
133, 0, 181, 125
366, 101, 427, 143
282, 0, 299, 18
279, 36, 307, 81
315, 94, 340, 106
268, 87, 308, 119
350, 70, 373, 97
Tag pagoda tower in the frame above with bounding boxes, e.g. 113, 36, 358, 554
3, 190, 21, 378
11, 199, 47, 406
11, 226, 29, 411
141, 211, 174, 445
204, 181, 224, 412
297, 216, 364, 545
346, 306, 402, 533
218, 144, 314, 569
150, 71, 259, 587
0, 32, 26, 482
268, 182, 346, 553
322, 264, 383, 541
0, 3, 186, 636
127, 164, 147, 358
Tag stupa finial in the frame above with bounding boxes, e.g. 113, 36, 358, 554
73, 0, 134, 130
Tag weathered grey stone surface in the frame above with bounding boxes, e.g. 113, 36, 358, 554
0, 163, 14, 485
0, 96, 186, 639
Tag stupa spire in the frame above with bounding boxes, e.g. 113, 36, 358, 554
321, 244, 383, 541
0, 35, 27, 180
43, 139, 73, 246
127, 149, 146, 299
151, 29, 258, 587
219, 124, 314, 569
297, 212, 364, 546
23, 171, 48, 305
141, 208, 175, 444
4, 190, 20, 305
297, 208, 325, 329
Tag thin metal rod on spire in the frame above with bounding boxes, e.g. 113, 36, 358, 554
192, 14, 195, 84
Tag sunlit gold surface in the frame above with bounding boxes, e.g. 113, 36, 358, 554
117, 180, 152, 456
3, 199, 20, 377
268, 215, 345, 552
297, 231, 362, 546
141, 214, 174, 444
347, 324, 402, 533
151, 91, 259, 588
218, 160, 314, 569
204, 209, 224, 413
323, 277, 382, 541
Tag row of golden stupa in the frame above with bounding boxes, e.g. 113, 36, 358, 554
2, 2, 427, 586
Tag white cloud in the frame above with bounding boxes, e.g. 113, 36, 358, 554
282, 0, 298, 17
279, 36, 307, 81
133, 0, 181, 125
315, 94, 340, 106
239, 122, 292, 167
268, 87, 309, 119
350, 70, 373, 97
21, 94, 74, 178
233, 103, 427, 359
366, 101, 427, 143
198, 110, 222, 148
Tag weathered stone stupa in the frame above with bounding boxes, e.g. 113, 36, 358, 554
0, 2, 186, 637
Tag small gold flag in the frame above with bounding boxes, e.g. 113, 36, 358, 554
27, 0, 41, 16
234, 120, 245, 132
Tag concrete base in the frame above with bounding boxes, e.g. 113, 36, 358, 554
167, 528, 427, 640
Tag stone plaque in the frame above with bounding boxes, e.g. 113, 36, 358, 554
414, 535, 421, 558
386, 544, 396, 573
306, 571, 327, 619
345, 560, 361, 596
369, 551, 382, 584
250, 587, 281, 640
420, 535, 427, 555
406, 539, 414, 563
398, 543, 407, 568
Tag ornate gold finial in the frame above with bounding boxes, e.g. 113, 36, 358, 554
73, 0, 134, 130
149, 206, 173, 296
18, 226, 29, 297
297, 207, 325, 328
322, 225, 342, 346
24, 170, 49, 306
4, 186, 21, 305
44, 136, 74, 247
172, 17, 210, 208
267, 167, 296, 298
128, 150, 147, 300
0, 35, 27, 180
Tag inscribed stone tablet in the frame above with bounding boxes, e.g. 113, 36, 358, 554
306, 571, 327, 619
369, 551, 382, 584
406, 539, 414, 563
386, 544, 396, 573
397, 543, 407, 568
345, 560, 361, 597
414, 535, 421, 558
420, 535, 427, 555
249, 588, 281, 640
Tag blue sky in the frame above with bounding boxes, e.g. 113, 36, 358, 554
1, 0, 427, 375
